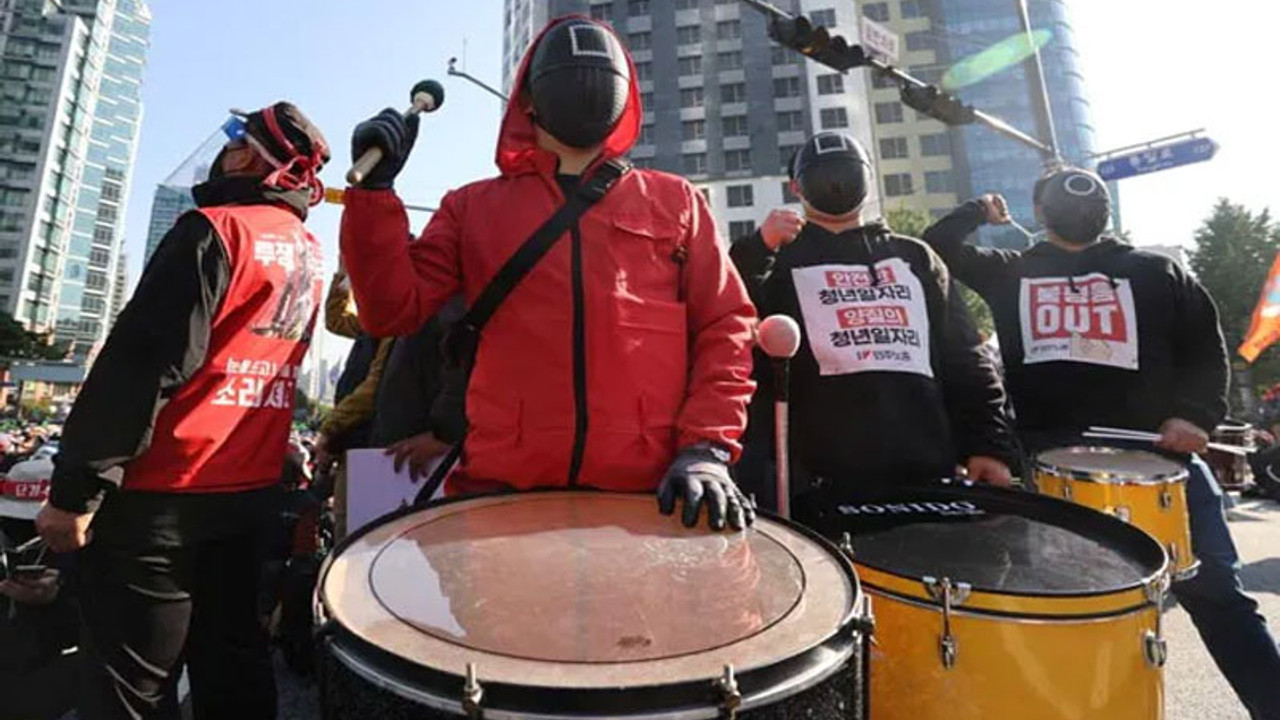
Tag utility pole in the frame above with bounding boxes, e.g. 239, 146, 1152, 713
1015, 0, 1059, 163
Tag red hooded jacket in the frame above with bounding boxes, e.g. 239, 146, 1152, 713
340, 17, 756, 495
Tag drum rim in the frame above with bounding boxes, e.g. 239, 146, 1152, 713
315, 488, 869, 713
1034, 446, 1189, 484
822, 484, 1168, 601
859, 583, 1159, 623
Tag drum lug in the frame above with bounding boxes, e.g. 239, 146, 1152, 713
714, 663, 742, 720
923, 576, 969, 670
1144, 630, 1168, 668
1111, 505, 1131, 523
461, 662, 484, 719
1159, 489, 1173, 510
1167, 543, 1179, 572
854, 592, 877, 640
1061, 482, 1072, 501
839, 532, 855, 558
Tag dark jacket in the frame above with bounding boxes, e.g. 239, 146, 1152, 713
730, 222, 1014, 489
50, 178, 311, 513
369, 297, 465, 446
922, 200, 1229, 437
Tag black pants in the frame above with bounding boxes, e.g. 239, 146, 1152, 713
76, 488, 280, 720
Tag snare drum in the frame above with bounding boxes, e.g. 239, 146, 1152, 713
315, 491, 871, 719
802, 484, 1169, 720
1035, 446, 1198, 580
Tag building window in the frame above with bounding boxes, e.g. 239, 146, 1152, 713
99, 182, 122, 202
920, 132, 951, 156
628, 0, 649, 16
721, 82, 746, 103
880, 137, 909, 159
635, 61, 653, 82
590, 3, 613, 22
872, 71, 897, 88
729, 220, 757, 240
642, 92, 654, 111
679, 87, 704, 108
875, 101, 904, 123
811, 9, 837, 28
862, 2, 889, 21
632, 157, 654, 169
884, 173, 914, 197
677, 25, 702, 45
683, 152, 708, 175
678, 56, 703, 76
676, 0, 699, 8
682, 119, 706, 141
817, 73, 845, 95
925, 170, 954, 193
722, 115, 749, 137
779, 143, 802, 173
782, 181, 800, 203
725, 149, 752, 172
638, 124, 654, 145
820, 107, 849, 129
716, 20, 741, 40
628, 31, 652, 50
911, 65, 943, 84
717, 51, 743, 70
772, 46, 799, 65
901, 1, 923, 18
776, 110, 804, 131
727, 185, 754, 208
773, 76, 802, 98
905, 32, 931, 51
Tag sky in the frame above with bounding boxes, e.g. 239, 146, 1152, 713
121, 1, 1278, 365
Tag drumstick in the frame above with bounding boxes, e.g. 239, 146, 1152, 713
1082, 430, 1249, 457
346, 79, 445, 186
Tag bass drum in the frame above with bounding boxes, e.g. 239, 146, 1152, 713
315, 491, 871, 719
800, 483, 1169, 720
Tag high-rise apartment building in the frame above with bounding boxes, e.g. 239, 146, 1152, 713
0, 0, 149, 352
863, 0, 1100, 246
108, 247, 124, 319
501, 0, 880, 241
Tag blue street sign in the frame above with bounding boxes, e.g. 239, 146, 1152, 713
1097, 137, 1219, 181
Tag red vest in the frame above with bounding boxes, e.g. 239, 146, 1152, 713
123, 205, 323, 493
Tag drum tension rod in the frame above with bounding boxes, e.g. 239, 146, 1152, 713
1143, 573, 1171, 669
462, 662, 484, 719
715, 664, 742, 720
839, 532, 855, 558
924, 576, 970, 670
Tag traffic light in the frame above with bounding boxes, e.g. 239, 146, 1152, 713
900, 84, 977, 125
768, 15, 868, 72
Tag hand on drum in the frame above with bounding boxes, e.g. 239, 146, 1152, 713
657, 445, 755, 531
1156, 417, 1210, 454
966, 455, 1013, 487
385, 431, 451, 482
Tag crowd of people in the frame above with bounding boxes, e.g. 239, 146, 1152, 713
0, 13, 1277, 720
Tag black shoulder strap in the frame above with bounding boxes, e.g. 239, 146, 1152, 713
458, 158, 631, 339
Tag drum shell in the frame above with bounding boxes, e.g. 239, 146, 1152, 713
1034, 469, 1197, 580
863, 587, 1162, 720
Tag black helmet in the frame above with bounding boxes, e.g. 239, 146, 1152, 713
791, 132, 873, 216
1033, 166, 1111, 244
527, 18, 631, 149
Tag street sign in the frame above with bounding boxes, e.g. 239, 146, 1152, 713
861, 17, 900, 64
1096, 136, 1219, 181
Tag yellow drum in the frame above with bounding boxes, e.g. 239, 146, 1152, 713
804, 484, 1169, 720
1035, 446, 1198, 580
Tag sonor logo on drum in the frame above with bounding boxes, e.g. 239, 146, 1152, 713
837, 500, 984, 517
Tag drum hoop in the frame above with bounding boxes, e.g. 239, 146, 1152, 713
860, 585, 1157, 625
1034, 446, 1188, 484
316, 488, 868, 702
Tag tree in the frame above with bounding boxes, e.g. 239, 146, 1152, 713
884, 206, 995, 337
0, 312, 71, 360
1189, 199, 1280, 395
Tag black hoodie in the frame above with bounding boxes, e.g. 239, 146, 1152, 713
922, 200, 1228, 439
730, 222, 1014, 490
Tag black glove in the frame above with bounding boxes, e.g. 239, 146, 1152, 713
350, 108, 420, 190
657, 444, 755, 531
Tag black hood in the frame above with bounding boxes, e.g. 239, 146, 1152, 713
191, 176, 312, 220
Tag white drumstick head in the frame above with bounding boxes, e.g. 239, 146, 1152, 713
758, 315, 802, 359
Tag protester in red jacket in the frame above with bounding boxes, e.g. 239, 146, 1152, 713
340, 17, 757, 529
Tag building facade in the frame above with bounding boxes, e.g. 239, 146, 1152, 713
0, 0, 149, 352
501, 0, 880, 242
142, 182, 194, 262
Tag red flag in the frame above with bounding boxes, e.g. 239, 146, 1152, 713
1240, 251, 1280, 362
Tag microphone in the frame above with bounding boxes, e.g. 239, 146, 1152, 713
346, 79, 445, 186
757, 315, 802, 518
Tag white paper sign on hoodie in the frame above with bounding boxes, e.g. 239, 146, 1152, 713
791, 258, 933, 378
1018, 273, 1140, 371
